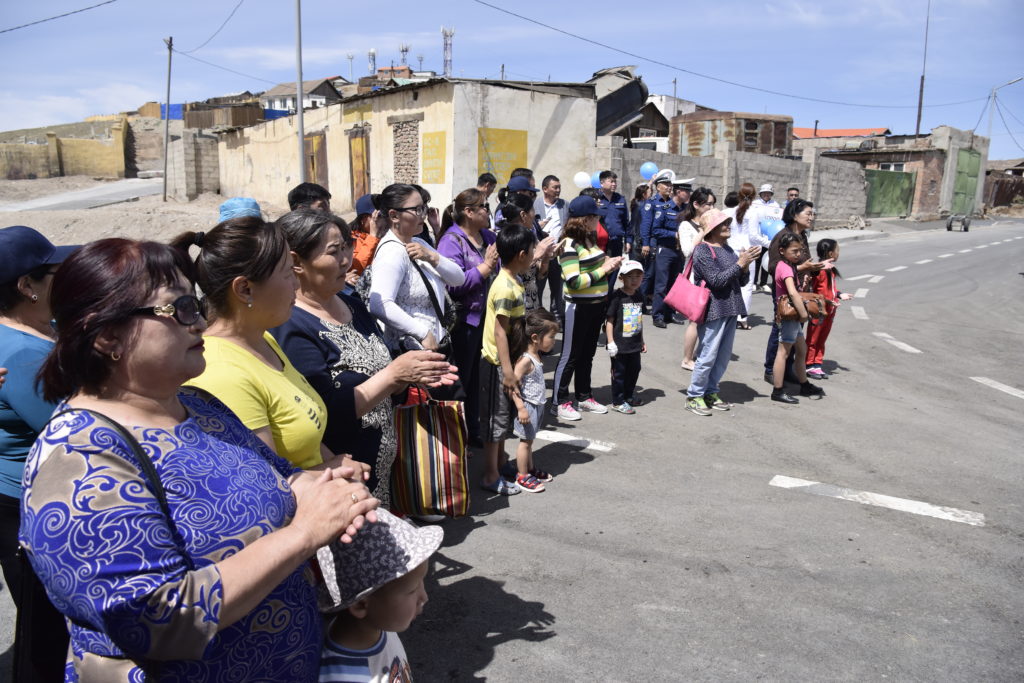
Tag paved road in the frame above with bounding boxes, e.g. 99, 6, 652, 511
1, 221, 1021, 681
0, 178, 162, 212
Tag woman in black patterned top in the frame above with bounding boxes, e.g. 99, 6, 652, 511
271, 209, 456, 505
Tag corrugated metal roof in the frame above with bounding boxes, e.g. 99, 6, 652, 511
793, 127, 891, 139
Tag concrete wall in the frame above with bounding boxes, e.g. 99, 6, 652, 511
932, 126, 989, 217
595, 137, 866, 227
167, 130, 220, 201
0, 119, 128, 179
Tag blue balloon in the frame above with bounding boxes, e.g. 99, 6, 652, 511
591, 171, 602, 188
640, 161, 658, 180
760, 217, 786, 239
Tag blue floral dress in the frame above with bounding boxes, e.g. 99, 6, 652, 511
19, 387, 321, 682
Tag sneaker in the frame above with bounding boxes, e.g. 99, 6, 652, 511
759, 284, 773, 294
578, 398, 608, 414
529, 468, 553, 482
612, 402, 635, 414
806, 368, 827, 380
799, 382, 826, 400
671, 313, 687, 325
771, 389, 799, 404
704, 393, 732, 411
764, 371, 774, 384
686, 396, 713, 416
515, 473, 546, 493
627, 396, 645, 407
557, 402, 582, 421
652, 317, 667, 328
481, 477, 520, 495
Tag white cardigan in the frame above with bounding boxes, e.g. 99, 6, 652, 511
368, 232, 465, 349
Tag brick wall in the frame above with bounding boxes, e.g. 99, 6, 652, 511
392, 119, 420, 184
811, 155, 867, 226
167, 130, 220, 201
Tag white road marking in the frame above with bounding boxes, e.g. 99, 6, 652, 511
535, 430, 614, 453
989, 241, 1002, 246
938, 253, 954, 258
915, 259, 933, 264
851, 306, 869, 320
970, 377, 1024, 400
854, 288, 869, 298
976, 244, 988, 249
873, 332, 922, 354
845, 274, 873, 281
886, 265, 907, 272
1002, 239, 1014, 243
769, 475, 985, 527
868, 275, 885, 284
959, 249, 972, 253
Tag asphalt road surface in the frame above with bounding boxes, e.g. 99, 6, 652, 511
1, 221, 1021, 681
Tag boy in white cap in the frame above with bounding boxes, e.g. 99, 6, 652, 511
605, 260, 647, 413
751, 184, 782, 292
317, 509, 443, 682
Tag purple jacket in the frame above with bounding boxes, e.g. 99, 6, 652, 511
437, 224, 496, 327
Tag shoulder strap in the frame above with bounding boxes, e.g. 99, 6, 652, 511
43, 408, 196, 571
407, 253, 446, 324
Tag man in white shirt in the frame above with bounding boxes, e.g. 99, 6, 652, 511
535, 175, 568, 322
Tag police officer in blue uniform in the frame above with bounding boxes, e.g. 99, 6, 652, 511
596, 170, 629, 286
639, 169, 675, 313
651, 176, 693, 327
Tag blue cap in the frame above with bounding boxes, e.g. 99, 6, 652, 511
507, 176, 539, 193
0, 226, 79, 284
568, 195, 600, 217
355, 194, 375, 216
219, 197, 262, 222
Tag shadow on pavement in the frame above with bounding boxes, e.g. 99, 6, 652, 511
405, 557, 556, 682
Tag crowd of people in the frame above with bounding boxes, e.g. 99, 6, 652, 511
0, 165, 850, 680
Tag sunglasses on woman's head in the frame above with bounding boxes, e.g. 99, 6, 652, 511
130, 295, 207, 326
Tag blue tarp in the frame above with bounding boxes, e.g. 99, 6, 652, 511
262, 109, 290, 120
160, 103, 184, 120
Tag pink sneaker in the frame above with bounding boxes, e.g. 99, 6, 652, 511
578, 398, 608, 414
556, 402, 581, 421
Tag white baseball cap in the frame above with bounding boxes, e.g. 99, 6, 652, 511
618, 260, 644, 276
759, 183, 774, 194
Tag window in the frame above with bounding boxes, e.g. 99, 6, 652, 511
879, 162, 905, 172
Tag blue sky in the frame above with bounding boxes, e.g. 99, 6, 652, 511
2, 0, 1023, 159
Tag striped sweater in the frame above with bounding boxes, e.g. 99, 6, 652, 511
559, 237, 609, 301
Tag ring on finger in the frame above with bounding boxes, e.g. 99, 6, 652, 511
350, 492, 359, 504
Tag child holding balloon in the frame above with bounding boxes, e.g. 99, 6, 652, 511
727, 185, 772, 329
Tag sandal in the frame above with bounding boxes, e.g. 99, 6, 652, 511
529, 468, 553, 482
515, 473, 546, 493
737, 321, 752, 330
481, 477, 520, 495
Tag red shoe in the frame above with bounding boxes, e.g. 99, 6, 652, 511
515, 473, 546, 493
529, 468, 553, 482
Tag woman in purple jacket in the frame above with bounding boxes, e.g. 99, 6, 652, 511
437, 188, 499, 446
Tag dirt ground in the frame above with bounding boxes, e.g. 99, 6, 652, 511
0, 177, 290, 245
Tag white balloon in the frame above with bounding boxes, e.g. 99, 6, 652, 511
573, 171, 591, 189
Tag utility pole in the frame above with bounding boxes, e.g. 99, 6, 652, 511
162, 37, 172, 202
346, 52, 354, 81
500, 64, 505, 80
914, 0, 931, 137
988, 77, 1024, 141
672, 77, 677, 118
295, 0, 306, 183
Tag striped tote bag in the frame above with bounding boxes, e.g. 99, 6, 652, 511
391, 389, 470, 517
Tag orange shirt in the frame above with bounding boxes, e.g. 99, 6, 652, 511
350, 231, 380, 275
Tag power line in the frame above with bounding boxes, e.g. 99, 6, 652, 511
180, 0, 245, 54
471, 0, 987, 111
1001, 101, 1024, 130
994, 97, 1024, 153
172, 47, 277, 85
971, 97, 990, 132
0, 0, 117, 34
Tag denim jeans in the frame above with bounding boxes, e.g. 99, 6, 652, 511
688, 316, 738, 397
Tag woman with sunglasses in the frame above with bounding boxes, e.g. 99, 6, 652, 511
173, 218, 367, 477
0, 226, 76, 681
19, 238, 377, 681
368, 184, 465, 356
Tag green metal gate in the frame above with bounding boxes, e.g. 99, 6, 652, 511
865, 169, 916, 218
952, 148, 981, 215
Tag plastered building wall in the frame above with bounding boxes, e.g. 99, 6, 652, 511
0, 119, 128, 179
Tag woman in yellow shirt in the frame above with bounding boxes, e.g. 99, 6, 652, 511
172, 217, 361, 473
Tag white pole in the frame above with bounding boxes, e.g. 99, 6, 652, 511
295, 0, 306, 183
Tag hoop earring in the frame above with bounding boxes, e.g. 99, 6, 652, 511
111, 351, 121, 362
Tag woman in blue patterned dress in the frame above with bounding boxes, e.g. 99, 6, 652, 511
19, 239, 379, 682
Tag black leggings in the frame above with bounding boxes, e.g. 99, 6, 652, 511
552, 299, 606, 405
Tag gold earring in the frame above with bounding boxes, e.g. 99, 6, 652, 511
111, 351, 121, 362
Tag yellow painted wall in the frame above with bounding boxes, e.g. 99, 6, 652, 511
0, 119, 128, 179
0, 143, 50, 179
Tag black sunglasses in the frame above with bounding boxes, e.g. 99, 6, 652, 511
394, 204, 428, 217
131, 295, 206, 326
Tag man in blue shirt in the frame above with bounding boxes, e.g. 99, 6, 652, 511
651, 178, 692, 327
639, 169, 675, 313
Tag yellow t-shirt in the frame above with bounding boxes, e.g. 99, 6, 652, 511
186, 332, 327, 469
482, 269, 525, 366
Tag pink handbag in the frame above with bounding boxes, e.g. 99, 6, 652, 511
664, 244, 715, 324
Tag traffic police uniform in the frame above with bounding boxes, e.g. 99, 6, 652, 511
650, 194, 686, 324
638, 184, 673, 300
596, 190, 629, 258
